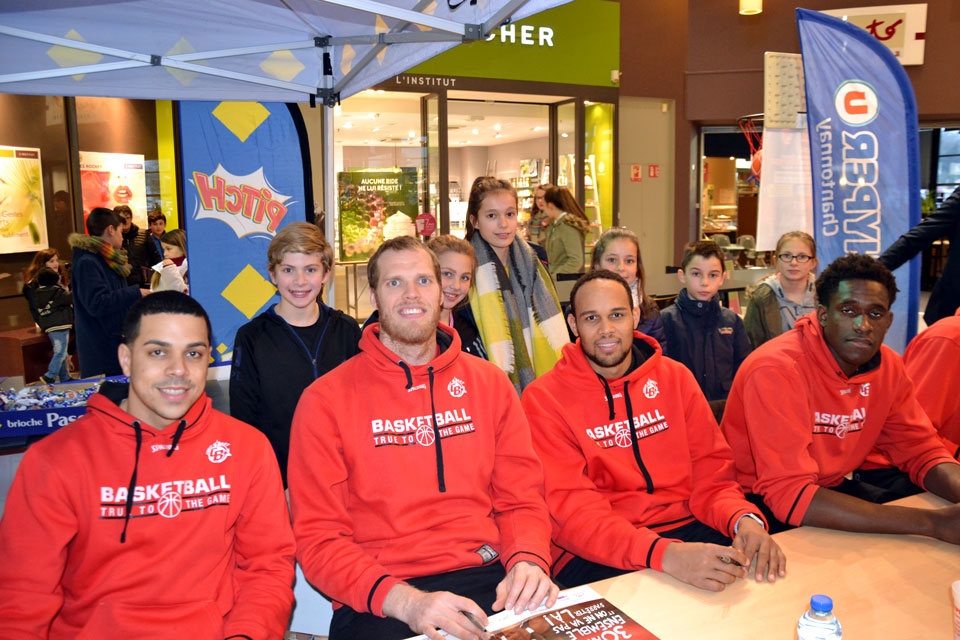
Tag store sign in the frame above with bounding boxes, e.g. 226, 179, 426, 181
485, 23, 554, 47
0, 145, 47, 254
394, 75, 458, 88
820, 4, 927, 65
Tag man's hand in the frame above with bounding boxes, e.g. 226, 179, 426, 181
732, 517, 787, 582
382, 583, 489, 640
660, 541, 748, 591
493, 561, 559, 615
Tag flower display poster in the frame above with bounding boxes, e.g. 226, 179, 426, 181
0, 145, 47, 254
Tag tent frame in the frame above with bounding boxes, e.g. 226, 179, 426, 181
0, 0, 534, 106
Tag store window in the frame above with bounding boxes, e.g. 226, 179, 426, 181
936, 128, 960, 202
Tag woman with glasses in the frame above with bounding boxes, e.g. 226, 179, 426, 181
744, 230, 818, 348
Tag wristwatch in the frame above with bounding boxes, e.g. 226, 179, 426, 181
734, 512, 766, 535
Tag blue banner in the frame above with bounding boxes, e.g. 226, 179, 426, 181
179, 102, 308, 368
798, 8, 920, 352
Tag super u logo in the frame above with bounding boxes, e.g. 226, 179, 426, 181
834, 80, 879, 126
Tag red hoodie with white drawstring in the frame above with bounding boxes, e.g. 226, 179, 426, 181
0, 384, 295, 639
288, 324, 552, 618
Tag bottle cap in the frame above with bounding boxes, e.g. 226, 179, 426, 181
810, 594, 833, 612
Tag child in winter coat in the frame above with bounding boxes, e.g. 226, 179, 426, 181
32, 267, 74, 383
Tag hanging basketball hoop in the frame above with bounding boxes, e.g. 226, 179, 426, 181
738, 113, 764, 183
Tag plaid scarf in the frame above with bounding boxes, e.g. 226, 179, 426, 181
469, 235, 567, 394
68, 233, 132, 278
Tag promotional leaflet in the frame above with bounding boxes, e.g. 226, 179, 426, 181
406, 585, 661, 640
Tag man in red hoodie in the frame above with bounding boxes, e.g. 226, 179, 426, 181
721, 254, 960, 540
522, 270, 785, 592
0, 291, 295, 639
288, 236, 557, 640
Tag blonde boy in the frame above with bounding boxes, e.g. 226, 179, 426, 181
230, 222, 361, 486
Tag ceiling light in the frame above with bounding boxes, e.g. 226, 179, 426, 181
372, 127, 380, 132
343, 121, 353, 129
739, 0, 762, 15
408, 130, 416, 138
493, 123, 502, 131
471, 128, 479, 135
495, 132, 502, 139
561, 132, 569, 138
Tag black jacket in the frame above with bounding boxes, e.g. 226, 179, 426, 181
880, 185, 960, 326
230, 304, 361, 486
121, 224, 150, 286
33, 284, 73, 333
660, 289, 752, 402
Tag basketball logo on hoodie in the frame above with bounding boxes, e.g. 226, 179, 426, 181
448, 376, 467, 398
643, 379, 659, 399
206, 440, 232, 464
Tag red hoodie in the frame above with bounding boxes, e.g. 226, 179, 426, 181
521, 332, 761, 575
721, 312, 957, 526
288, 324, 552, 617
899, 308, 960, 459
0, 387, 295, 639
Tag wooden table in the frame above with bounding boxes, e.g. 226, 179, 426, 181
592, 493, 959, 639
0, 326, 53, 382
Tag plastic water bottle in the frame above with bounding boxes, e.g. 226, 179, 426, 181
797, 594, 842, 640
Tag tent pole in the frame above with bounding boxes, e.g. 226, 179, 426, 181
323, 103, 337, 307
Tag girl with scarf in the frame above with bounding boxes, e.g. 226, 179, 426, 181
465, 177, 568, 393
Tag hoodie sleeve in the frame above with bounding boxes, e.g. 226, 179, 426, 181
0, 444, 75, 635
680, 370, 765, 536
904, 330, 960, 459
229, 324, 263, 432
870, 355, 958, 485
288, 383, 404, 617
488, 379, 553, 574
721, 363, 824, 526
222, 432, 296, 639
522, 382, 675, 573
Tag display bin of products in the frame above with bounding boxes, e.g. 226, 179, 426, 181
0, 376, 125, 439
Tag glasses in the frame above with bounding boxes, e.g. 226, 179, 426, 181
777, 253, 814, 264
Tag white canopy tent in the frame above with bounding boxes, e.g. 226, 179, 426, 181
0, 0, 569, 104
0, 0, 570, 302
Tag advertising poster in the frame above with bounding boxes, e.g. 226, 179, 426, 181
179, 101, 307, 369
407, 585, 661, 640
798, 8, 921, 351
0, 145, 47, 254
78, 151, 148, 228
338, 167, 419, 263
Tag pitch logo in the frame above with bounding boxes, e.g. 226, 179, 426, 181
447, 376, 467, 398
835, 80, 879, 126
206, 440, 232, 464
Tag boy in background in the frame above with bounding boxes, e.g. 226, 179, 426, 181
230, 222, 361, 487
661, 241, 751, 416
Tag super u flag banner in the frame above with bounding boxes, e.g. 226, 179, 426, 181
179, 102, 310, 368
798, 8, 920, 352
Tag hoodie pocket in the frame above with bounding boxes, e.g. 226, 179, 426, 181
77, 598, 223, 639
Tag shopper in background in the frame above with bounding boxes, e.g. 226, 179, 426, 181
879, 185, 960, 326
0, 292, 296, 637
145, 208, 166, 268
427, 234, 486, 358
522, 271, 784, 592
465, 176, 568, 394
744, 231, 818, 349
231, 221, 360, 487
23, 248, 74, 383
115, 205, 149, 286
526, 183, 552, 246
288, 237, 557, 640
150, 228, 189, 293
542, 185, 590, 277
69, 207, 147, 377
592, 226, 666, 350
